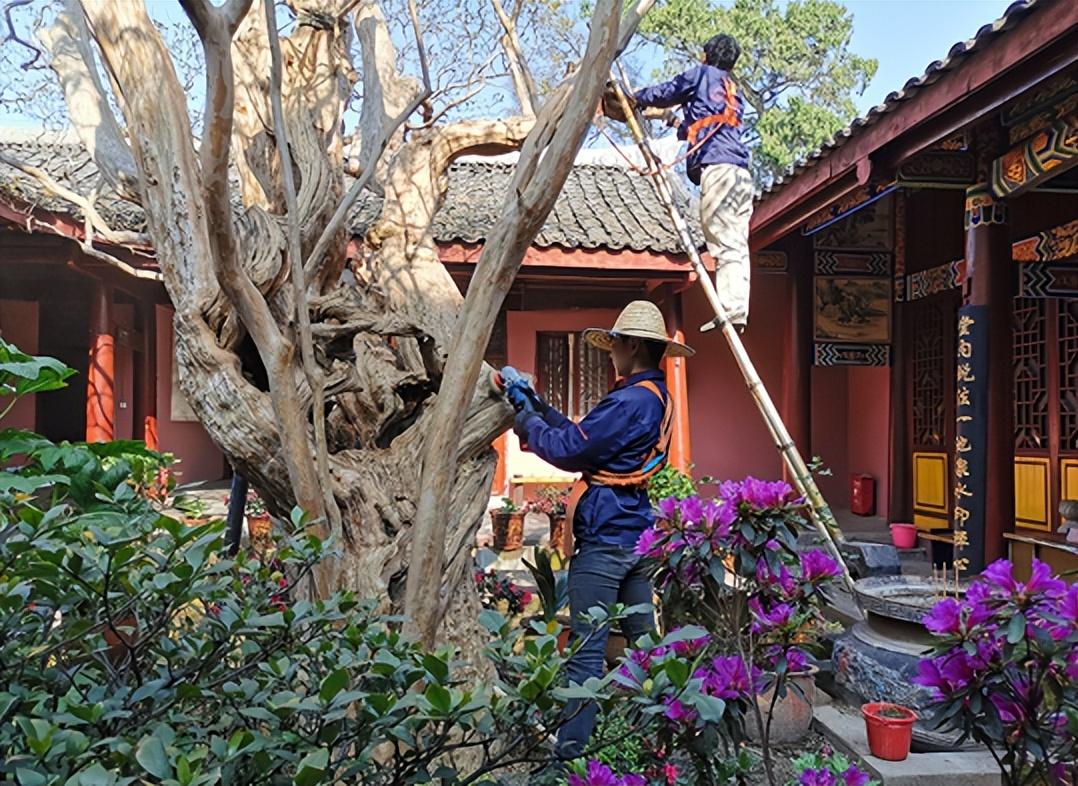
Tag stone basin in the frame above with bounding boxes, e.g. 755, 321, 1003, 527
833, 575, 974, 752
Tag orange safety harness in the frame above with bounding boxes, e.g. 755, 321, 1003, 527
686, 76, 741, 146
561, 380, 675, 554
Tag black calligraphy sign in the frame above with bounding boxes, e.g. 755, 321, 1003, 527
954, 305, 989, 573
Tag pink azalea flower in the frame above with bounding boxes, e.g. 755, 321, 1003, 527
663, 763, 678, 785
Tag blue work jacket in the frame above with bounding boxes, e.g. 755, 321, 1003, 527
515, 369, 668, 548
634, 64, 750, 181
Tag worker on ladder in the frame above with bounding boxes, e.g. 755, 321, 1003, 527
607, 34, 752, 333
500, 301, 694, 761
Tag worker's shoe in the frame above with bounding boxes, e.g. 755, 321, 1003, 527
700, 316, 747, 335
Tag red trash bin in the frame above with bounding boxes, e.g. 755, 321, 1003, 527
850, 473, 875, 516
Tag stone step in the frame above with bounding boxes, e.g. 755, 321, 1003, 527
813, 705, 1002, 786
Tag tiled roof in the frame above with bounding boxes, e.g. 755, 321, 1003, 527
0, 132, 700, 255
759, 0, 1043, 201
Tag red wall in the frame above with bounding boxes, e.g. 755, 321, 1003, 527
846, 366, 890, 516
154, 306, 226, 482
812, 366, 850, 504
682, 275, 789, 484
506, 308, 620, 373
0, 299, 40, 431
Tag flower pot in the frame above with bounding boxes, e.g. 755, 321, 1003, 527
748, 667, 818, 744
103, 615, 139, 666
890, 522, 917, 549
491, 511, 524, 552
549, 515, 572, 557
862, 702, 917, 761
247, 513, 272, 547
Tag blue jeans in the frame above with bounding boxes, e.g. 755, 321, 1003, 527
556, 541, 655, 759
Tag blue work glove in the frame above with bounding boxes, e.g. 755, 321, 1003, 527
499, 366, 546, 415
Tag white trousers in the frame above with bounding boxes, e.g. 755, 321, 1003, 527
700, 163, 753, 324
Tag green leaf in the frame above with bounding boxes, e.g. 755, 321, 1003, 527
1006, 614, 1026, 644
318, 668, 349, 704
293, 749, 329, 786
425, 684, 452, 715
15, 767, 47, 786
136, 736, 173, 779
665, 658, 689, 688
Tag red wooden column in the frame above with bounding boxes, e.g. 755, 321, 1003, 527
86, 281, 115, 443
958, 181, 1013, 572
888, 193, 911, 523
782, 249, 812, 483
661, 293, 692, 473
139, 301, 158, 450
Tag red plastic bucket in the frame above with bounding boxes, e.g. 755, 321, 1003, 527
890, 523, 918, 549
862, 702, 917, 761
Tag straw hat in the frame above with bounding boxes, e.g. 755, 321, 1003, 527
582, 300, 695, 358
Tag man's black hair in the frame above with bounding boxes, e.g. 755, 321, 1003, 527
643, 339, 668, 368
703, 34, 740, 71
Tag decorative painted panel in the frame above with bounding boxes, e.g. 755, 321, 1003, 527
896, 150, 976, 188
814, 251, 891, 276
808, 190, 894, 248
906, 259, 966, 302
1014, 457, 1051, 531
1012, 219, 1078, 264
1013, 298, 1049, 450
754, 251, 788, 272
912, 305, 946, 447
913, 451, 949, 516
813, 277, 891, 344
813, 343, 889, 366
1020, 265, 1078, 299
991, 113, 1078, 198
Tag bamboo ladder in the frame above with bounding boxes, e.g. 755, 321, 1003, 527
608, 75, 862, 602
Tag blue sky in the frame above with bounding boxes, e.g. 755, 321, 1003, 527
845, 0, 1014, 114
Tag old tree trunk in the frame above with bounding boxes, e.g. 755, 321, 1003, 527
36, 0, 642, 654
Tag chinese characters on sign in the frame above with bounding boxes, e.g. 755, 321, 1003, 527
953, 306, 989, 574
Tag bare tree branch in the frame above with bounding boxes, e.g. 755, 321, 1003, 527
0, 151, 147, 246
178, 0, 329, 538
263, 0, 342, 539
404, 0, 629, 647
490, 0, 537, 116
39, 0, 139, 202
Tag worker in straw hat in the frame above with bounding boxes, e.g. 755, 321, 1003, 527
502, 300, 693, 760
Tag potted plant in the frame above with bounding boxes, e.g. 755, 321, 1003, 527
245, 491, 272, 548
862, 702, 917, 761
523, 549, 570, 650
525, 486, 571, 558
174, 494, 210, 526
474, 569, 532, 619
490, 497, 524, 552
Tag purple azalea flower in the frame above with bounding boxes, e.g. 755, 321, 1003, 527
1066, 650, 1078, 682
923, 597, 964, 636
620, 775, 647, 786
718, 480, 742, 505
662, 696, 698, 726
842, 765, 871, 786
700, 655, 759, 699
990, 693, 1025, 727
740, 476, 794, 509
784, 647, 810, 674
799, 767, 837, 786
569, 760, 620, 786
657, 497, 679, 522
982, 558, 1065, 601
749, 597, 794, 633
1060, 584, 1078, 625
756, 560, 797, 595
701, 498, 734, 539
913, 652, 976, 699
800, 549, 841, 582
679, 495, 704, 525
671, 632, 711, 657
635, 527, 665, 558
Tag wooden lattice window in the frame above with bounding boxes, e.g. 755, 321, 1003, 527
1014, 298, 1049, 451
912, 305, 946, 447
535, 332, 612, 419
1059, 300, 1078, 451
